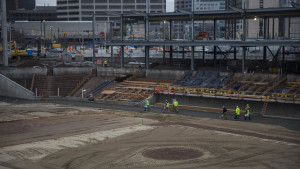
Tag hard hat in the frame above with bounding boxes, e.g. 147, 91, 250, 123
236, 106, 239, 107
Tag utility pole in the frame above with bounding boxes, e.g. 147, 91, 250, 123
1, 0, 8, 66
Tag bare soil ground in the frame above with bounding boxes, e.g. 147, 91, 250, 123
0, 101, 299, 169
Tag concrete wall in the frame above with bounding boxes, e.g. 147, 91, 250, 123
97, 67, 138, 76
0, 67, 47, 79
53, 67, 92, 76
0, 74, 35, 100
146, 69, 187, 79
154, 94, 300, 118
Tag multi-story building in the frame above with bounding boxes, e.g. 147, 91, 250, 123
57, 0, 166, 22
9, 6, 57, 21
175, 0, 192, 11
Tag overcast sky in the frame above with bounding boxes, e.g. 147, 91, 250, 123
36, 0, 174, 12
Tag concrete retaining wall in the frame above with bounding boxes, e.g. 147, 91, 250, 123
53, 67, 92, 76
0, 74, 35, 100
97, 67, 138, 76
154, 94, 300, 118
0, 67, 47, 79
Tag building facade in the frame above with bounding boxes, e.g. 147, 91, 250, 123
57, 0, 166, 22
9, 7, 57, 22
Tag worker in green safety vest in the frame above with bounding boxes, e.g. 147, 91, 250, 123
244, 104, 251, 120
172, 99, 179, 113
104, 59, 108, 67
163, 100, 169, 113
235, 106, 240, 120
144, 99, 150, 112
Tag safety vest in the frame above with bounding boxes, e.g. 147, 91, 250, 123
89, 93, 94, 98
174, 101, 178, 107
246, 108, 250, 115
166, 102, 169, 108
104, 60, 107, 65
236, 107, 240, 115
146, 100, 149, 106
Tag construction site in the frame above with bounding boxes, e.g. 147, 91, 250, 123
1, 1, 300, 169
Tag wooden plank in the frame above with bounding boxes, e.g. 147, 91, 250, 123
101, 90, 116, 95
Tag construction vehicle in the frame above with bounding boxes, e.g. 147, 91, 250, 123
52, 43, 61, 49
197, 32, 209, 40
8, 41, 28, 57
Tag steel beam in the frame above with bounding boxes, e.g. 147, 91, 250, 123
145, 46, 149, 69
191, 46, 195, 71
111, 46, 114, 67
121, 46, 124, 68
1, 0, 8, 66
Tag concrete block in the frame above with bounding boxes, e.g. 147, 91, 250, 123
74, 54, 84, 62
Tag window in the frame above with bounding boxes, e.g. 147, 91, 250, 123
95, 0, 106, 2
82, 11, 94, 15
82, 0, 93, 3
123, 0, 135, 3
151, 5, 162, 9
96, 17, 107, 21
96, 5, 107, 9
69, 6, 79, 9
82, 5, 93, 9
137, 5, 146, 9
151, 0, 162, 3
110, 0, 121, 3
123, 5, 135, 9
136, 0, 146, 3
69, 12, 79, 15
109, 5, 121, 9
82, 17, 92, 21
57, 7, 67, 10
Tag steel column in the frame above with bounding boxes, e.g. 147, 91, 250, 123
288, 17, 291, 39
121, 46, 124, 68
92, 14, 96, 65
163, 46, 166, 65
121, 15, 123, 41
282, 46, 285, 72
191, 46, 195, 71
263, 46, 267, 70
202, 46, 205, 66
1, 0, 8, 66
272, 18, 275, 39
170, 46, 173, 66
145, 46, 149, 69
110, 46, 114, 67
234, 47, 236, 60
242, 46, 246, 72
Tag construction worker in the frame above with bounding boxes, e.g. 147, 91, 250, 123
144, 99, 150, 111
235, 106, 240, 120
172, 99, 179, 113
163, 100, 169, 113
88, 93, 94, 101
244, 104, 251, 120
104, 59, 108, 67
220, 106, 227, 120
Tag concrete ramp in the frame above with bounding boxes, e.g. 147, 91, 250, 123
0, 74, 35, 100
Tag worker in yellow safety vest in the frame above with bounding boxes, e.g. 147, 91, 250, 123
244, 104, 251, 120
235, 106, 240, 120
104, 59, 108, 67
144, 99, 150, 111
172, 99, 179, 113
163, 100, 169, 113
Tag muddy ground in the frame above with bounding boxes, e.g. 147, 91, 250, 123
0, 101, 299, 169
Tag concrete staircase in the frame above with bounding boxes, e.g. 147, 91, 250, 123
34, 75, 86, 97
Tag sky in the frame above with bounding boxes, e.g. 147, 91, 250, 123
36, 0, 174, 12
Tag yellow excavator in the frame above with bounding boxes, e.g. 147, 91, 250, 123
9, 41, 28, 56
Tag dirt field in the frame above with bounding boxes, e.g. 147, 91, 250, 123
0, 101, 299, 169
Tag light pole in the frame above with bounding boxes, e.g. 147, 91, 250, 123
82, 89, 86, 98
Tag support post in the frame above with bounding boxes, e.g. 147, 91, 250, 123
110, 22, 113, 40
263, 46, 267, 70
191, 46, 195, 71
182, 47, 184, 60
145, 46, 149, 69
282, 46, 285, 72
272, 18, 275, 39
110, 46, 114, 67
92, 14, 96, 65
1, 0, 8, 66
202, 46, 205, 66
234, 47, 236, 60
121, 46, 124, 68
288, 17, 291, 39
170, 46, 173, 66
242, 46, 246, 73
191, 14, 194, 41
214, 19, 217, 67
163, 46, 166, 64
121, 14, 123, 41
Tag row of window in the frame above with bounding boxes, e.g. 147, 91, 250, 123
79, 5, 163, 9
81, 0, 163, 3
